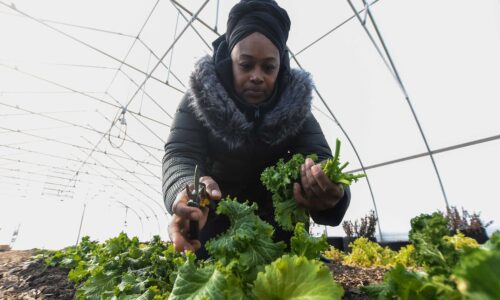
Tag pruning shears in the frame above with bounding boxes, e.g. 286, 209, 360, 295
185, 165, 211, 240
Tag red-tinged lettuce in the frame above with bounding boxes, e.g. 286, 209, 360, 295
290, 222, 328, 260
205, 198, 285, 281
169, 253, 245, 300
252, 254, 344, 300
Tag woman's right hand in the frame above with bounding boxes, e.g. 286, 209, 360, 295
168, 176, 222, 253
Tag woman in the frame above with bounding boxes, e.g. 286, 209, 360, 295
162, 0, 350, 257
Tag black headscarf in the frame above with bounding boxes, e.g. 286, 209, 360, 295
226, 0, 290, 55
212, 0, 291, 123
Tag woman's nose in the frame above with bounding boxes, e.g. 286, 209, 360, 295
250, 70, 264, 84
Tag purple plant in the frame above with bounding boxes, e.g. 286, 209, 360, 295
342, 210, 377, 238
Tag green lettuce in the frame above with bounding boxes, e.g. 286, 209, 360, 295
205, 198, 285, 281
252, 254, 344, 300
409, 213, 460, 277
453, 231, 500, 300
290, 222, 328, 260
362, 213, 461, 300
169, 253, 245, 300
361, 214, 498, 300
343, 237, 396, 268
45, 233, 184, 300
361, 264, 461, 300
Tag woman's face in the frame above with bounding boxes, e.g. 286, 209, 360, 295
231, 32, 280, 105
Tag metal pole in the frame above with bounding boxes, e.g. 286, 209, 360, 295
215, 0, 220, 33
9, 223, 21, 248
166, 11, 180, 84
75, 203, 87, 246
289, 49, 384, 241
348, 0, 450, 209
124, 206, 129, 230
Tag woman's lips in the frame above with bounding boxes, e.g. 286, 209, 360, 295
245, 90, 265, 97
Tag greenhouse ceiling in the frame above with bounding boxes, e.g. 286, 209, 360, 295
0, 0, 499, 249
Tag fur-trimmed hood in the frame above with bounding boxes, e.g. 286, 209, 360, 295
188, 55, 313, 149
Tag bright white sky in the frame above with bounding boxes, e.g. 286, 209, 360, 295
0, 0, 499, 249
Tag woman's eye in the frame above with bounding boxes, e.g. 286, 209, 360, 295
264, 65, 276, 72
240, 63, 252, 70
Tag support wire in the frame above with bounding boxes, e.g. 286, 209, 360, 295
289, 49, 384, 240
347, 0, 449, 208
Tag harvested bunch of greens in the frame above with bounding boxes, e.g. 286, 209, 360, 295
261, 138, 365, 230
261, 153, 310, 230
322, 139, 366, 187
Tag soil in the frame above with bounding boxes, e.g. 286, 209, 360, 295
328, 262, 387, 300
0, 251, 387, 299
0, 250, 75, 300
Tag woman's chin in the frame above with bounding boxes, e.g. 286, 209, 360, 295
245, 99, 264, 105
243, 95, 267, 105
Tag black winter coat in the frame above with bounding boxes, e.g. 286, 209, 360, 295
162, 56, 350, 258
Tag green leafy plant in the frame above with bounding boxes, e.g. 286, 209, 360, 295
392, 244, 417, 268
443, 231, 479, 251
205, 197, 286, 283
362, 212, 500, 300
45, 197, 345, 300
342, 237, 395, 268
453, 231, 500, 299
44, 236, 98, 270
261, 139, 365, 231
362, 264, 461, 300
252, 254, 344, 300
322, 246, 345, 263
321, 139, 366, 187
261, 153, 311, 231
290, 222, 329, 260
44, 233, 185, 299
322, 240, 416, 268
169, 252, 244, 300
409, 213, 462, 277
171, 198, 344, 299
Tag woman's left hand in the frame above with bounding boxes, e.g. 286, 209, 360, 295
293, 158, 344, 211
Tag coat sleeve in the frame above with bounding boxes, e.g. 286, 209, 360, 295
162, 95, 209, 215
289, 113, 351, 226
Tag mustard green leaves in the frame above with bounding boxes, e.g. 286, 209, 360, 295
261, 139, 365, 231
